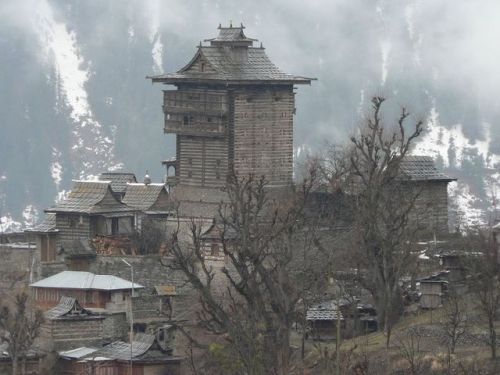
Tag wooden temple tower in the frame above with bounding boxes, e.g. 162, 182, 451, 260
150, 24, 314, 191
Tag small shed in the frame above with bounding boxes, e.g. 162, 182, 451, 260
418, 271, 449, 309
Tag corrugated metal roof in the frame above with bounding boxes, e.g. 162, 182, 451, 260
85, 333, 155, 361
30, 271, 144, 291
122, 183, 168, 211
400, 156, 455, 181
45, 296, 97, 320
45, 181, 136, 214
99, 172, 137, 194
59, 347, 98, 359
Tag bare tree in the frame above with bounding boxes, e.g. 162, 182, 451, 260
0, 292, 44, 375
324, 97, 423, 347
440, 287, 468, 369
395, 330, 426, 375
464, 227, 500, 360
167, 173, 329, 375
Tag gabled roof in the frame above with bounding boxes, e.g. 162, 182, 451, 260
122, 183, 169, 211
201, 221, 237, 241
45, 296, 97, 320
99, 172, 137, 194
45, 181, 135, 214
400, 156, 455, 182
306, 300, 343, 321
149, 25, 315, 85
25, 213, 58, 233
30, 271, 144, 291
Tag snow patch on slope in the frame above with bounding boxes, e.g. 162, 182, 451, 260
50, 147, 63, 188
22, 205, 39, 229
413, 107, 500, 168
147, 0, 164, 74
0, 214, 23, 233
413, 105, 500, 225
34, 0, 121, 180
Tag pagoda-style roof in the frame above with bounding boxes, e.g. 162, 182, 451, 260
204, 23, 257, 46
149, 24, 315, 85
45, 181, 135, 215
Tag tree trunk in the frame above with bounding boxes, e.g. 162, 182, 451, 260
12, 355, 18, 375
489, 318, 496, 359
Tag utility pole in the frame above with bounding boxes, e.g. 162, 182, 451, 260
121, 258, 134, 375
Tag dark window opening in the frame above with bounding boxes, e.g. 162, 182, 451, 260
211, 243, 220, 256
183, 116, 189, 125
188, 158, 193, 165
134, 323, 147, 333
207, 117, 212, 122
111, 218, 119, 235
201, 63, 206, 72
216, 159, 221, 166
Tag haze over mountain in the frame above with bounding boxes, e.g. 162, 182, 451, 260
1, 0, 499, 230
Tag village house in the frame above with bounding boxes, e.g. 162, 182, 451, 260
30, 270, 143, 311
306, 299, 377, 341
58, 332, 182, 375
27, 180, 137, 275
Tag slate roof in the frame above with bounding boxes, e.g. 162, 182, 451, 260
306, 300, 343, 321
30, 271, 144, 291
45, 181, 135, 214
400, 156, 455, 181
122, 183, 168, 211
26, 213, 58, 233
149, 25, 315, 85
99, 172, 137, 194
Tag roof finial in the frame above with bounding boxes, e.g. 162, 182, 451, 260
144, 171, 151, 185
230, 20, 233, 28
260, 42, 263, 49
199, 41, 202, 47
218, 23, 222, 29
240, 22, 245, 29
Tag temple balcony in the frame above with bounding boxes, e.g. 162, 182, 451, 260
163, 89, 228, 115
164, 117, 227, 137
